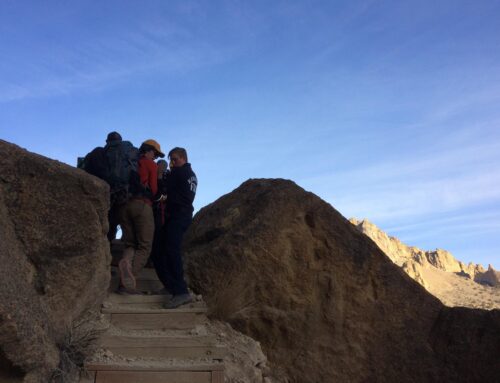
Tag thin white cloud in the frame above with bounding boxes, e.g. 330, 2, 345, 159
329, 169, 500, 221
0, 20, 231, 103
385, 209, 500, 233
301, 132, 500, 223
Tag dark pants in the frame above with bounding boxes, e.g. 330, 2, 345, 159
148, 203, 165, 266
149, 223, 165, 266
153, 216, 192, 295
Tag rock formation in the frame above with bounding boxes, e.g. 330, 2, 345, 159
184, 179, 500, 382
0, 140, 110, 382
475, 264, 500, 287
350, 218, 500, 309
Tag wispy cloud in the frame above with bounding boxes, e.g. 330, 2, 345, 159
386, 210, 500, 242
301, 131, 500, 223
0, 19, 230, 103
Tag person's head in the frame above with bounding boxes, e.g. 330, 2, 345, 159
157, 159, 168, 176
106, 131, 122, 144
168, 147, 188, 167
140, 139, 165, 160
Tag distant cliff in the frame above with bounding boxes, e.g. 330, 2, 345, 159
350, 218, 499, 309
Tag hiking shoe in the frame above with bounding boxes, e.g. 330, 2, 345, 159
116, 286, 142, 295
118, 257, 136, 291
163, 293, 193, 309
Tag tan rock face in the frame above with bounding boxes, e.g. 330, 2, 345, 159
0, 140, 110, 382
185, 179, 500, 383
426, 249, 463, 272
476, 265, 500, 287
350, 218, 500, 308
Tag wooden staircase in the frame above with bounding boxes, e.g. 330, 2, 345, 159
82, 266, 225, 383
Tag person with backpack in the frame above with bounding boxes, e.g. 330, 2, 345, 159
118, 139, 164, 294
81, 131, 133, 242
153, 147, 197, 308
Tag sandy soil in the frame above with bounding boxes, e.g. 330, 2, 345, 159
420, 266, 500, 309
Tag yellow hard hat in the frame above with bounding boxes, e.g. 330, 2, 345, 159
142, 139, 165, 158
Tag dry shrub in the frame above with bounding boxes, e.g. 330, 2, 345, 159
50, 312, 103, 383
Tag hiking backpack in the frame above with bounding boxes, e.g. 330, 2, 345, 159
80, 147, 108, 179
104, 140, 142, 206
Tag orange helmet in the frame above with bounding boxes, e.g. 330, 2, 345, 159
142, 139, 165, 158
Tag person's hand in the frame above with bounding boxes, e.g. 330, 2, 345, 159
155, 194, 167, 202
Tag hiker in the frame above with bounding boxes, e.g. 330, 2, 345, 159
148, 159, 168, 267
154, 147, 198, 308
81, 131, 130, 241
81, 144, 106, 180
118, 139, 164, 294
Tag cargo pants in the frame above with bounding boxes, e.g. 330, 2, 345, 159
119, 199, 155, 276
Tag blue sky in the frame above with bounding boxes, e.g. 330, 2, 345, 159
1, 0, 499, 268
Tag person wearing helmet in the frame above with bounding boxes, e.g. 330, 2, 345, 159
118, 139, 165, 294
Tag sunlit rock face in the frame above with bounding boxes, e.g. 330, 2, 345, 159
476, 264, 500, 287
0, 140, 110, 382
350, 218, 500, 309
184, 178, 500, 383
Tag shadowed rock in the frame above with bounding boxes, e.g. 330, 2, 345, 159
0, 140, 110, 382
185, 178, 500, 383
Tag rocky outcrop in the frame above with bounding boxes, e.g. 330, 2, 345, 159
208, 321, 271, 383
0, 140, 110, 382
349, 218, 492, 278
475, 265, 500, 287
401, 260, 427, 288
350, 219, 500, 308
184, 179, 500, 382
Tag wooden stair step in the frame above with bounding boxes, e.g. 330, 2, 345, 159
102, 303, 206, 314
108, 311, 207, 330
95, 370, 212, 383
100, 334, 217, 347
86, 361, 224, 372
99, 334, 225, 359
103, 345, 226, 360
86, 361, 224, 383
106, 293, 173, 304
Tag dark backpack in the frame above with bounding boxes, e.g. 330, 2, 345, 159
104, 141, 140, 205
80, 147, 108, 180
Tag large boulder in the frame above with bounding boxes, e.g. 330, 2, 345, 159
0, 140, 110, 382
185, 179, 500, 382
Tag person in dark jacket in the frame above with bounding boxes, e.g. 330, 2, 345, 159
154, 147, 197, 308
148, 159, 168, 268
82, 131, 123, 241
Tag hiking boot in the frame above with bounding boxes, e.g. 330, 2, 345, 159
118, 257, 136, 291
116, 286, 142, 295
163, 293, 193, 309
